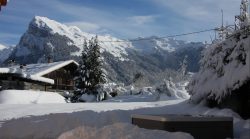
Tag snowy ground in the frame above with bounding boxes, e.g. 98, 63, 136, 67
0, 87, 249, 139
0, 99, 249, 138
0, 90, 66, 104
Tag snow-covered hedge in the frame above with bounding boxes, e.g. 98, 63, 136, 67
156, 79, 190, 100
0, 90, 66, 104
188, 31, 250, 103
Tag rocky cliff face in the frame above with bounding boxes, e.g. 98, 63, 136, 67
5, 16, 204, 85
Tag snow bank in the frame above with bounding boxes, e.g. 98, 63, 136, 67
58, 123, 193, 139
188, 32, 250, 103
105, 93, 158, 102
80, 94, 96, 102
0, 100, 248, 139
0, 83, 248, 139
0, 90, 66, 104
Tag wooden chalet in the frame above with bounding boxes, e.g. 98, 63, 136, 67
0, 60, 79, 92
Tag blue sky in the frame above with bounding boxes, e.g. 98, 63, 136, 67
0, 0, 244, 46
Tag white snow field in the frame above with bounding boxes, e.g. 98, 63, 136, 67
0, 90, 66, 104
0, 84, 249, 139
0, 94, 249, 139
58, 123, 193, 139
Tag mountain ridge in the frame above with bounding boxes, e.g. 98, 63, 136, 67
3, 16, 205, 85
0, 44, 13, 64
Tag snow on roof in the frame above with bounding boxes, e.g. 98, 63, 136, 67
27, 60, 79, 76
0, 68, 10, 73
0, 60, 78, 84
28, 75, 54, 85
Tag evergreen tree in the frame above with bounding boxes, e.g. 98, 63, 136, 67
79, 40, 92, 89
72, 36, 107, 102
88, 36, 107, 94
72, 40, 91, 101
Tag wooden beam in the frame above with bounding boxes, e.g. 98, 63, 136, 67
0, 0, 7, 6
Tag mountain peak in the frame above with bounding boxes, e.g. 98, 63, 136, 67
30, 16, 81, 38
32, 16, 64, 29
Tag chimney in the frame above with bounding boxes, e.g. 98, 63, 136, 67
19, 64, 26, 69
47, 56, 53, 63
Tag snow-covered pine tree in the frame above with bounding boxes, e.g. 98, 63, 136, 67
88, 36, 107, 95
72, 40, 91, 102
72, 36, 107, 102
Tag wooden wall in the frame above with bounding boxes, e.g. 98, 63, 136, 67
44, 63, 77, 92
0, 63, 78, 92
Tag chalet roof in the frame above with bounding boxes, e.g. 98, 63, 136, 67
19, 60, 79, 76
0, 60, 79, 84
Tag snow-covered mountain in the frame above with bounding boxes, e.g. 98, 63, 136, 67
0, 44, 14, 64
5, 16, 205, 84
8, 16, 132, 62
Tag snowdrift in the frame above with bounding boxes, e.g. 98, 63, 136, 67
0, 100, 249, 139
58, 123, 193, 139
0, 90, 66, 104
188, 31, 250, 103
